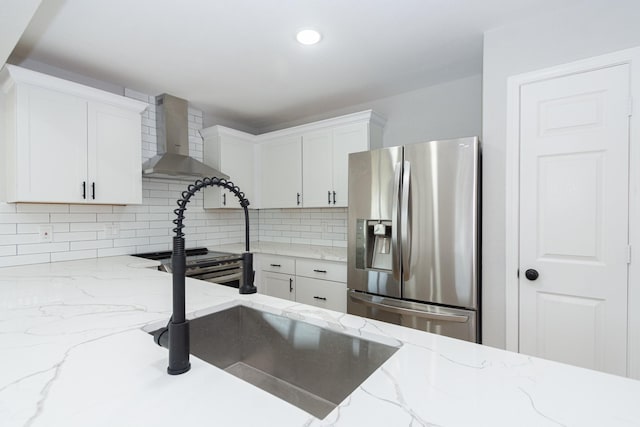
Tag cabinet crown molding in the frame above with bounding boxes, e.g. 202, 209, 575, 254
259, 110, 385, 141
0, 64, 148, 113
200, 125, 258, 142
201, 110, 386, 144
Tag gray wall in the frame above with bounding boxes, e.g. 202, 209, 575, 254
257, 74, 482, 147
482, 0, 640, 349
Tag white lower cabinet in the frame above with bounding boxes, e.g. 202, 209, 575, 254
296, 276, 346, 312
258, 254, 347, 313
262, 272, 296, 301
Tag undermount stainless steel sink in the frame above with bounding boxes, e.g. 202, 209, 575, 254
151, 305, 400, 419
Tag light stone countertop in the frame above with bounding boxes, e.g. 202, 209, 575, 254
1, 256, 640, 426
211, 241, 347, 262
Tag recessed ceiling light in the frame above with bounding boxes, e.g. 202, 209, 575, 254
296, 29, 322, 45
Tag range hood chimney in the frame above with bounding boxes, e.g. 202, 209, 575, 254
142, 94, 229, 179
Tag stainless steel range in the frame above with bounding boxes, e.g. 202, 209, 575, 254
135, 247, 243, 288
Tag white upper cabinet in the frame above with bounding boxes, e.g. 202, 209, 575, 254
260, 135, 303, 209
261, 110, 385, 209
202, 110, 384, 210
0, 65, 147, 204
201, 126, 256, 209
302, 122, 371, 207
301, 130, 332, 207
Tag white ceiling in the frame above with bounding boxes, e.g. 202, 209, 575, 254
11, 0, 579, 130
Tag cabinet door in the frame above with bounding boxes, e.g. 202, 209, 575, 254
88, 101, 142, 204
13, 85, 87, 203
262, 271, 295, 301
302, 130, 333, 207
260, 136, 302, 208
219, 136, 255, 209
331, 122, 368, 207
296, 276, 347, 312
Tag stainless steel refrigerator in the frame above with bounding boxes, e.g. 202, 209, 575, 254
347, 137, 480, 342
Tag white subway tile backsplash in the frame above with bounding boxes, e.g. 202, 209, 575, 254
53, 232, 98, 242
0, 245, 16, 256
50, 213, 97, 223
0, 224, 16, 234
69, 204, 114, 213
18, 242, 69, 255
113, 237, 149, 248
71, 240, 113, 251
51, 250, 97, 262
17, 204, 69, 213
17, 223, 69, 233
70, 223, 107, 232
97, 213, 135, 222
0, 234, 40, 245
97, 247, 135, 257
0, 213, 50, 224
0, 253, 50, 267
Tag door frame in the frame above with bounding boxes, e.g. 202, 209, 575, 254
505, 46, 640, 379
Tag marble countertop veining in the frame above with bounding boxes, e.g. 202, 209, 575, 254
210, 241, 347, 262
1, 256, 640, 427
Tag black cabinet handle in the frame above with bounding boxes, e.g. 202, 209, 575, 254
313, 296, 327, 301
297, 193, 301, 206
328, 191, 331, 205
332, 191, 336, 205
223, 193, 226, 206
91, 182, 95, 200
289, 278, 293, 292
82, 181, 86, 199
270, 263, 281, 267
525, 269, 539, 281
313, 269, 327, 273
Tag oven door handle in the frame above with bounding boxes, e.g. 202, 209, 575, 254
193, 271, 243, 283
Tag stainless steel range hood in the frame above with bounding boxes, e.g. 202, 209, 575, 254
142, 94, 229, 179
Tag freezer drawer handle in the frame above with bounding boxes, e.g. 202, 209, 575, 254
348, 291, 469, 323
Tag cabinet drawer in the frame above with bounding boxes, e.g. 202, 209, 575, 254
296, 277, 346, 313
296, 258, 346, 283
261, 255, 295, 274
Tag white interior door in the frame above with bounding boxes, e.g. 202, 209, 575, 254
519, 64, 630, 375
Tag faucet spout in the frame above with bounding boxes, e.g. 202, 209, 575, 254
164, 177, 256, 375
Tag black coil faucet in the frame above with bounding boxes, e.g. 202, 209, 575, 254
164, 177, 256, 375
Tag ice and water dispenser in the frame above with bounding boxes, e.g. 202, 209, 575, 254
354, 219, 393, 272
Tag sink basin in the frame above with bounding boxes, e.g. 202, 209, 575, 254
151, 305, 399, 419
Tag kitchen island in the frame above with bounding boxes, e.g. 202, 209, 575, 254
1, 256, 639, 426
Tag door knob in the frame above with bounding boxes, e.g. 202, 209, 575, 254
525, 269, 539, 281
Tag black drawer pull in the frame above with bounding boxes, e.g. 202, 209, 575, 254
313, 296, 327, 301
82, 181, 86, 199
289, 278, 293, 292
332, 191, 336, 205
270, 263, 281, 267
313, 269, 327, 273
91, 182, 95, 200
296, 193, 301, 205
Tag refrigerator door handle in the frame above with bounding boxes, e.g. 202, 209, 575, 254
401, 161, 411, 280
348, 291, 469, 323
391, 163, 402, 281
